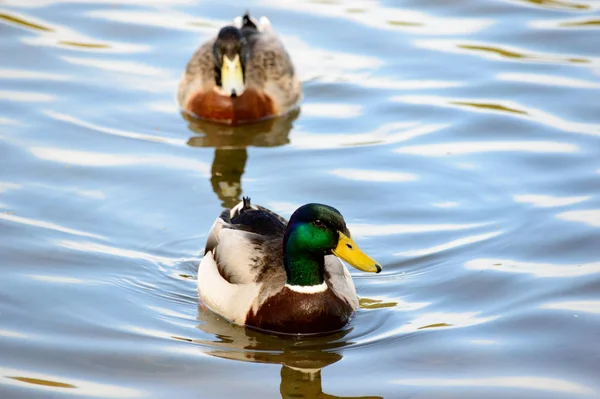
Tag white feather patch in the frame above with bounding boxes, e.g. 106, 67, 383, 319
259, 16, 272, 32
214, 229, 262, 284
232, 16, 242, 28
285, 282, 328, 293
197, 252, 261, 324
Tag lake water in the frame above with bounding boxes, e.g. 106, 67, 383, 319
1, 0, 600, 398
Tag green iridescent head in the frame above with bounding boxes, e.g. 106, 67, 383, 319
283, 204, 382, 286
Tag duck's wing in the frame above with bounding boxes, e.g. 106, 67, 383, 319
244, 29, 301, 112
204, 198, 285, 253
198, 242, 263, 325
255, 204, 288, 226
203, 198, 286, 285
229, 197, 287, 236
177, 39, 216, 107
198, 208, 285, 326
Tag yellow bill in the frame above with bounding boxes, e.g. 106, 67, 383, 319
221, 54, 245, 97
332, 232, 382, 273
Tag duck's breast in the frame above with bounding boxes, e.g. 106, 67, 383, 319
245, 287, 354, 334
185, 88, 276, 125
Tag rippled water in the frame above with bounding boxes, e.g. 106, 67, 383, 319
1, 0, 600, 398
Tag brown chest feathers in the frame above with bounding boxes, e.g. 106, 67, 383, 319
245, 287, 354, 334
185, 88, 276, 125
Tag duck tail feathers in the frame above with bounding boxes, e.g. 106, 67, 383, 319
229, 196, 258, 220
242, 11, 258, 30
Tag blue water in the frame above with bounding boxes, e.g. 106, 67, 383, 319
1, 0, 599, 398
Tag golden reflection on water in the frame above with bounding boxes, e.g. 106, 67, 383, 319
0, 367, 142, 397
8, 376, 76, 389
395, 95, 600, 136
0, 9, 145, 53
449, 100, 527, 115
358, 297, 398, 309
386, 20, 422, 27
417, 323, 452, 330
532, 17, 600, 29
187, 305, 382, 399
57, 40, 110, 49
0, 11, 54, 32
263, 0, 491, 35
559, 18, 600, 27
86, 8, 222, 33
355, 312, 498, 347
458, 44, 528, 60
417, 40, 592, 65
185, 110, 298, 208
509, 0, 591, 10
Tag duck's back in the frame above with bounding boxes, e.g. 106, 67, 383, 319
229, 201, 287, 237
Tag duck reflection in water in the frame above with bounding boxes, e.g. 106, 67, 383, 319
186, 303, 382, 399
183, 109, 299, 208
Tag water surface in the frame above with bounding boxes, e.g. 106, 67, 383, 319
1, 0, 600, 398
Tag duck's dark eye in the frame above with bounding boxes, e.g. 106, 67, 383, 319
313, 219, 324, 227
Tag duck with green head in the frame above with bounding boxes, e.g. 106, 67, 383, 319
198, 197, 382, 334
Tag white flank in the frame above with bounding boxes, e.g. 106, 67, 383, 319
285, 282, 328, 293
214, 229, 262, 283
197, 252, 261, 324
